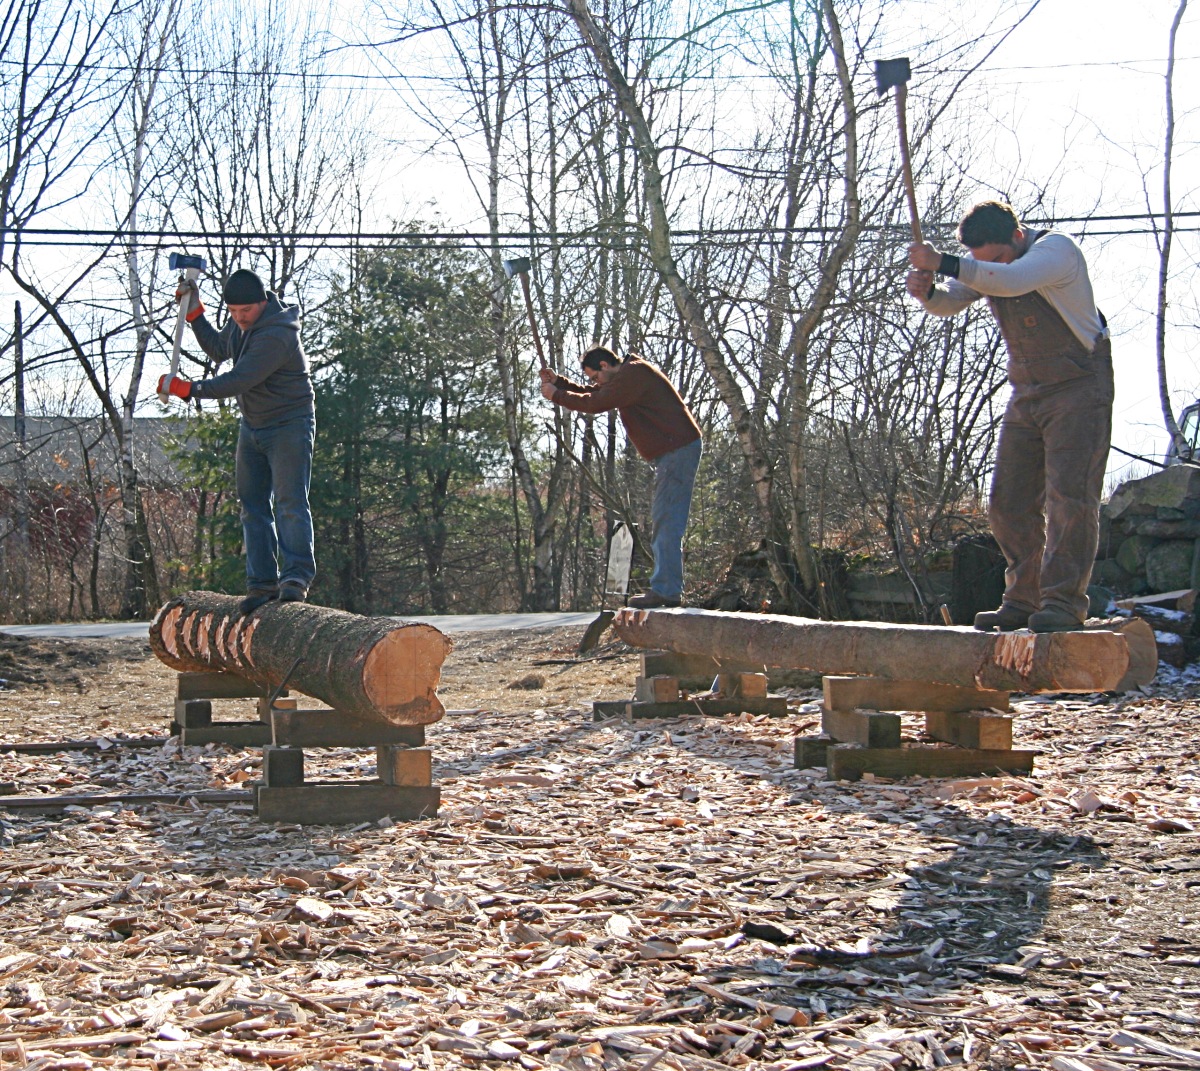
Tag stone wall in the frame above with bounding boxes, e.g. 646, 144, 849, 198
1099, 465, 1200, 597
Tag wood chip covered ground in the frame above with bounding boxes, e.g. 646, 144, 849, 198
1, 625, 1199, 1071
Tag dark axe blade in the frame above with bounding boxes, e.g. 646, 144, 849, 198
169, 252, 207, 272
502, 256, 531, 279
874, 57, 911, 95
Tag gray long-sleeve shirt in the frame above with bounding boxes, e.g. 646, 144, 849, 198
188, 294, 315, 428
918, 230, 1107, 352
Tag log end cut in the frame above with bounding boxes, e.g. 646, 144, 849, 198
363, 625, 452, 725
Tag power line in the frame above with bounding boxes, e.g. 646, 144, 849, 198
2, 211, 1198, 250
0, 53, 1195, 86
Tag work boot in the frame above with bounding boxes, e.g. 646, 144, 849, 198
627, 591, 681, 609
279, 582, 308, 604
239, 589, 277, 615
973, 605, 1030, 631
1028, 607, 1083, 633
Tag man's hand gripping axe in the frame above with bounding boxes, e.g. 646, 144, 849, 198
874, 58, 923, 244
502, 256, 548, 372
159, 252, 207, 404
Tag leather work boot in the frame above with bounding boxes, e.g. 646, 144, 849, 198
239, 589, 278, 615
973, 605, 1030, 632
279, 583, 308, 604
626, 591, 681, 609
1028, 607, 1083, 633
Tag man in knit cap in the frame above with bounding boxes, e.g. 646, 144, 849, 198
540, 347, 702, 608
159, 268, 316, 613
907, 200, 1113, 634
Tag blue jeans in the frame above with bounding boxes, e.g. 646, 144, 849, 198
235, 414, 316, 593
649, 438, 702, 600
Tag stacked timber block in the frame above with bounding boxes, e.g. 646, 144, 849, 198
173, 671, 439, 823
795, 676, 1038, 782
592, 650, 788, 720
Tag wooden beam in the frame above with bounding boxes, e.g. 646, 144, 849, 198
822, 676, 1010, 714
151, 591, 450, 726
255, 783, 439, 824
612, 608, 1129, 693
177, 671, 270, 700
827, 744, 1036, 782
593, 696, 788, 721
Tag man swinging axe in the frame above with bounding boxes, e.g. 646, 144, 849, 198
158, 266, 317, 614
540, 346, 702, 609
907, 201, 1113, 634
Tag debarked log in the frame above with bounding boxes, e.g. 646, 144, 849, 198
150, 591, 450, 725
611, 608, 1129, 694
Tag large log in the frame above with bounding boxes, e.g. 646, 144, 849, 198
611, 608, 1129, 694
149, 591, 450, 726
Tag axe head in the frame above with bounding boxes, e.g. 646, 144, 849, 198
502, 256, 531, 279
874, 58, 911, 95
169, 252, 207, 272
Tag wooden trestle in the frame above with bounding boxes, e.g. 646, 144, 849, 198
172, 671, 439, 824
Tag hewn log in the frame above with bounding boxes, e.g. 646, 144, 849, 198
611, 608, 1129, 693
149, 591, 450, 725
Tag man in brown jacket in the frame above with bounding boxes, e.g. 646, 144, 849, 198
541, 347, 702, 608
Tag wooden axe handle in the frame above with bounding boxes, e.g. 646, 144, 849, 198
895, 84, 923, 245
518, 271, 548, 371
159, 266, 202, 403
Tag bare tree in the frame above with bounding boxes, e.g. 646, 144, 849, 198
1156, 0, 1190, 458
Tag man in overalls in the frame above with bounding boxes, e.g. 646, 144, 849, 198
906, 200, 1113, 633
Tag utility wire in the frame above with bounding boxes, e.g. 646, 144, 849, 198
3, 211, 1198, 249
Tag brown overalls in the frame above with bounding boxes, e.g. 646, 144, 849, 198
986, 237, 1114, 623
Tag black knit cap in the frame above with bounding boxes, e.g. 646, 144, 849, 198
222, 268, 267, 304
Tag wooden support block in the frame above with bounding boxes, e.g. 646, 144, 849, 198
635, 675, 680, 703
180, 722, 273, 747
258, 695, 299, 721
255, 783, 440, 824
794, 735, 833, 768
376, 746, 432, 787
822, 676, 1011, 714
827, 744, 1037, 782
177, 672, 270, 700
716, 672, 768, 698
821, 707, 902, 748
925, 710, 1013, 750
174, 699, 212, 728
263, 745, 305, 787
270, 710, 425, 748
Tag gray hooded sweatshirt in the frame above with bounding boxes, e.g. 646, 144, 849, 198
188, 293, 315, 428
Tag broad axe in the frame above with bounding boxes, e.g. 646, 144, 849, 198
502, 256, 548, 371
159, 252, 207, 404
874, 58, 923, 244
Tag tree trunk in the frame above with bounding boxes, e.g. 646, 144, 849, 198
149, 591, 451, 725
611, 608, 1130, 694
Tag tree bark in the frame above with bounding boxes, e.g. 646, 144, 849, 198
611, 608, 1130, 694
149, 591, 451, 725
